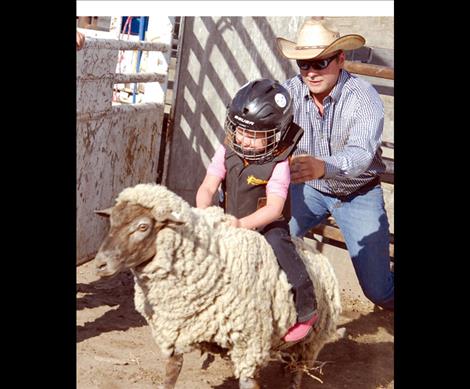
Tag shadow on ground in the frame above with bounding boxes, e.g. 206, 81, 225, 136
76, 270, 146, 343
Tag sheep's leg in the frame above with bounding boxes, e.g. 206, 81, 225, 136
289, 371, 303, 389
159, 353, 183, 389
239, 377, 260, 389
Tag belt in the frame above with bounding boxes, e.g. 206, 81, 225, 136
314, 176, 381, 200
333, 176, 381, 201
356, 176, 381, 194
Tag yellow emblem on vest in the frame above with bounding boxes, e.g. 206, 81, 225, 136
247, 175, 268, 186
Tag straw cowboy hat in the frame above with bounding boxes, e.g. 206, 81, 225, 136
276, 18, 365, 60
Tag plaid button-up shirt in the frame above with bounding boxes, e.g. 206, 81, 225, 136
283, 70, 386, 197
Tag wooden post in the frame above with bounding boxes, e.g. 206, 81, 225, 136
344, 61, 394, 80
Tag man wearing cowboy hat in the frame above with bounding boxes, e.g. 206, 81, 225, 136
277, 18, 394, 310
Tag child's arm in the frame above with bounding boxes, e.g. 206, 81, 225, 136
235, 193, 285, 229
196, 174, 223, 209
196, 145, 226, 209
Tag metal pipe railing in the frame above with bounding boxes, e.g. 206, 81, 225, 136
76, 102, 164, 122
114, 71, 167, 84
81, 36, 170, 52
78, 72, 167, 84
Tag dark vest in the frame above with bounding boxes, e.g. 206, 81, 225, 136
221, 122, 304, 225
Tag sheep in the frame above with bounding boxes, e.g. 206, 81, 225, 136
94, 183, 341, 389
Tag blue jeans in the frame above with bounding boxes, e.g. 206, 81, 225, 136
289, 182, 394, 310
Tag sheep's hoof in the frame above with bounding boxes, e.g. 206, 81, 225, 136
239, 377, 260, 389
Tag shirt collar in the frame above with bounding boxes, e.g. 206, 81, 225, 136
329, 69, 349, 102
300, 69, 350, 103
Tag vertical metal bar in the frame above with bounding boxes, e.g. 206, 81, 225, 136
133, 17, 146, 103
161, 16, 184, 186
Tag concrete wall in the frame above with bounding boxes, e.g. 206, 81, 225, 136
165, 16, 393, 233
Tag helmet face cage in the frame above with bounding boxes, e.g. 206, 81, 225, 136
224, 115, 282, 161
224, 79, 292, 162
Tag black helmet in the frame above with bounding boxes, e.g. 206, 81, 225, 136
224, 78, 293, 162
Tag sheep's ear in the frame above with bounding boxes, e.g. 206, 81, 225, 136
94, 207, 113, 217
157, 211, 185, 225
169, 211, 184, 223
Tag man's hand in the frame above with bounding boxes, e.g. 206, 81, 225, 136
77, 31, 85, 50
290, 154, 325, 183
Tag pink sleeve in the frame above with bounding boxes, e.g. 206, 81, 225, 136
266, 159, 290, 199
206, 145, 227, 179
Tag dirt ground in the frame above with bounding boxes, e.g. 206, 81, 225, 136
77, 259, 394, 389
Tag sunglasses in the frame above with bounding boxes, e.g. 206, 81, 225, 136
296, 53, 339, 71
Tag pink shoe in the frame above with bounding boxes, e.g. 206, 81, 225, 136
282, 312, 319, 342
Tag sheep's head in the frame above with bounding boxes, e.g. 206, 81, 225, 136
94, 201, 183, 278
94, 202, 157, 277
93, 184, 191, 278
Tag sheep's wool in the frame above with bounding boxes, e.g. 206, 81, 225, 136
116, 183, 341, 379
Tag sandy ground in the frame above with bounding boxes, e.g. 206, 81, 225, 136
77, 258, 394, 389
